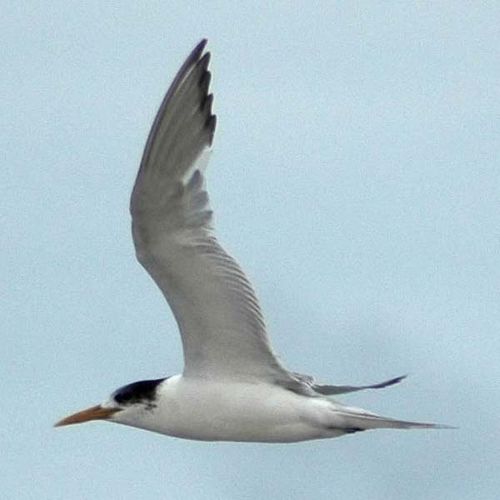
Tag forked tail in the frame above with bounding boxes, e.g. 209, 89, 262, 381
333, 405, 454, 433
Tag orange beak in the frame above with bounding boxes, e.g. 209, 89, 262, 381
54, 405, 120, 427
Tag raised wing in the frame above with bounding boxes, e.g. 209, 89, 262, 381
130, 40, 293, 382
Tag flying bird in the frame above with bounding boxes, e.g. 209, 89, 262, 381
55, 40, 446, 442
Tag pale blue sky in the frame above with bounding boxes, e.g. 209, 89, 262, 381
2, 2, 499, 499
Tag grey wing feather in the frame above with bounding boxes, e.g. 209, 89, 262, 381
130, 40, 297, 382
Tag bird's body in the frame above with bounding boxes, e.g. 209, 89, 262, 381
101, 375, 438, 442
113, 375, 339, 443
55, 40, 447, 442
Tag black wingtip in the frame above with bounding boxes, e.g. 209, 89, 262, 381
183, 40, 208, 73
194, 38, 208, 55
372, 374, 408, 389
199, 67, 211, 95
206, 114, 217, 145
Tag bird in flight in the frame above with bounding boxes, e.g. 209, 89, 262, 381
55, 40, 446, 442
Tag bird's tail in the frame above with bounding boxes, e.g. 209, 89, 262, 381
333, 405, 453, 433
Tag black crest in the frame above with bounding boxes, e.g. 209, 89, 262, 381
112, 378, 166, 406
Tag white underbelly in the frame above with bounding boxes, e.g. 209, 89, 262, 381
120, 375, 340, 442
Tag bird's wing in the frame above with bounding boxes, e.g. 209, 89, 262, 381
130, 40, 294, 383
310, 374, 407, 395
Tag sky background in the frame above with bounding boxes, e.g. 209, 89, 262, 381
2, 2, 499, 499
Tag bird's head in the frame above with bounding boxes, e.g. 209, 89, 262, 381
54, 378, 166, 428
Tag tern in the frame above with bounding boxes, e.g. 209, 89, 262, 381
55, 40, 446, 442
